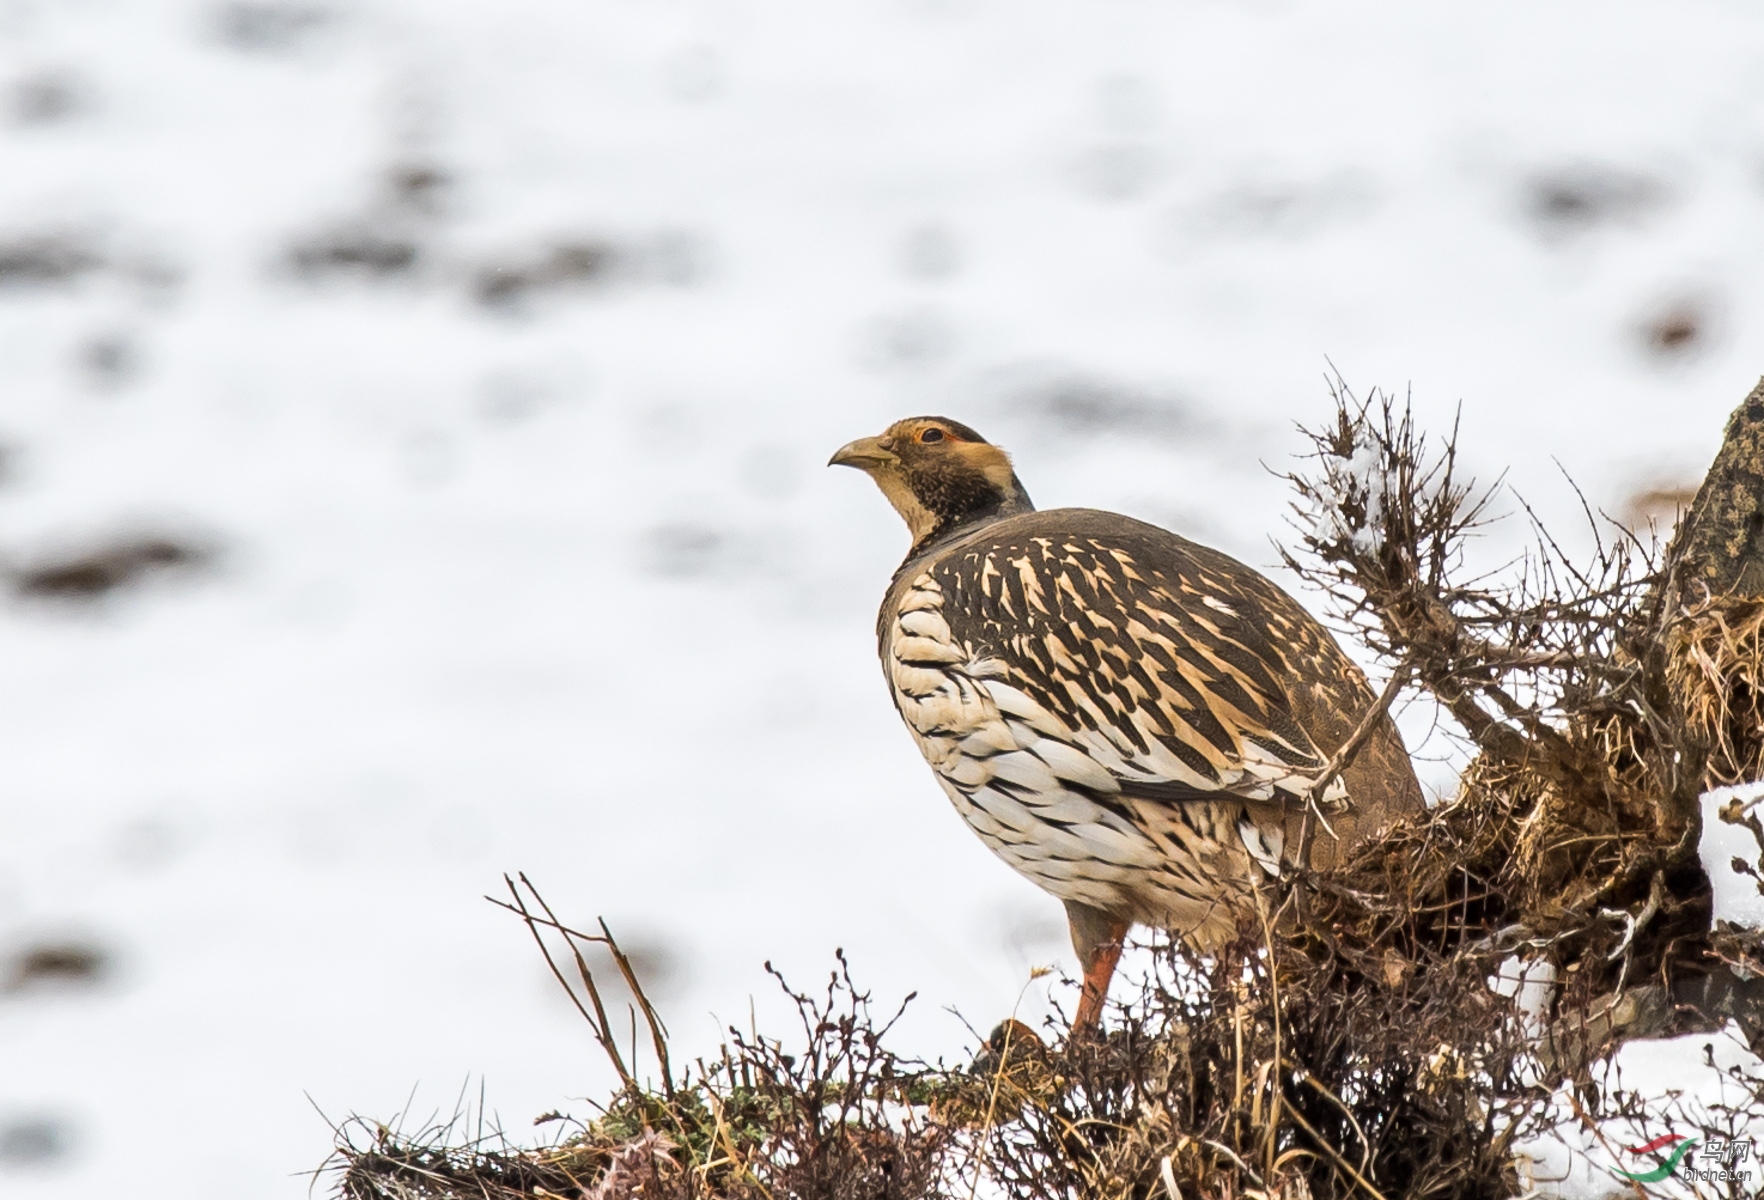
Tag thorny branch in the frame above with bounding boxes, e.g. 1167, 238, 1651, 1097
1281, 378, 1657, 784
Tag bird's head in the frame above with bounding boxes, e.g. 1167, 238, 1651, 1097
829, 416, 1034, 552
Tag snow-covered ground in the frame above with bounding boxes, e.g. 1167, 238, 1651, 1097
1516, 1021, 1764, 1199
2, 2, 1764, 1196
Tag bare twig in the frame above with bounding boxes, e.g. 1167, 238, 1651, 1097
490, 874, 635, 1093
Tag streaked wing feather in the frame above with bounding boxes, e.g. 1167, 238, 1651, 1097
928, 528, 1335, 807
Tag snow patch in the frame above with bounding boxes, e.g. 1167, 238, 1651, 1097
1490, 954, 1558, 1039
1702, 782, 1764, 931
1307, 424, 1392, 556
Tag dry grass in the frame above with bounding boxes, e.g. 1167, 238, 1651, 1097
1668, 595, 1764, 788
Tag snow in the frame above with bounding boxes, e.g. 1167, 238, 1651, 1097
1305, 420, 1393, 555
1703, 782, 1764, 930
1490, 955, 1558, 1042
2, 2, 1764, 1198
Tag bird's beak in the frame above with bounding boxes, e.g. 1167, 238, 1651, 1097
828, 436, 898, 470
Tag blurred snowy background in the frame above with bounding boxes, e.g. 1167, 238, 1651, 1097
2, 0, 1763, 1195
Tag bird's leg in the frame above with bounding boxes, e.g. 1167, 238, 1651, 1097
1065, 900, 1130, 1034
1074, 934, 1126, 1032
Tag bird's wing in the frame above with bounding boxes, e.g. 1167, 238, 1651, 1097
916, 527, 1346, 812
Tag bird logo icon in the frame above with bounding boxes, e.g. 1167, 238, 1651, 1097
1616, 1133, 1698, 1184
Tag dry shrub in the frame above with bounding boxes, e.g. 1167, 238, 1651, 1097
330, 877, 958, 1200
328, 907, 1538, 1200
964, 928, 1537, 1200
1277, 381, 1764, 1077
1283, 384, 1715, 951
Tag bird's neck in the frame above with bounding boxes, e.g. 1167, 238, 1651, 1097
903, 481, 1035, 561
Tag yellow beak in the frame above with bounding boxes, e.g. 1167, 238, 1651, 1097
828, 436, 898, 469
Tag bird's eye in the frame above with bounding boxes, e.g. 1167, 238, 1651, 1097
920, 428, 945, 444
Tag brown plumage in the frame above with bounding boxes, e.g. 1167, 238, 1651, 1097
831, 416, 1423, 1029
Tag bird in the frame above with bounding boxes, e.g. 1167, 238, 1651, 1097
830, 416, 1423, 1030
